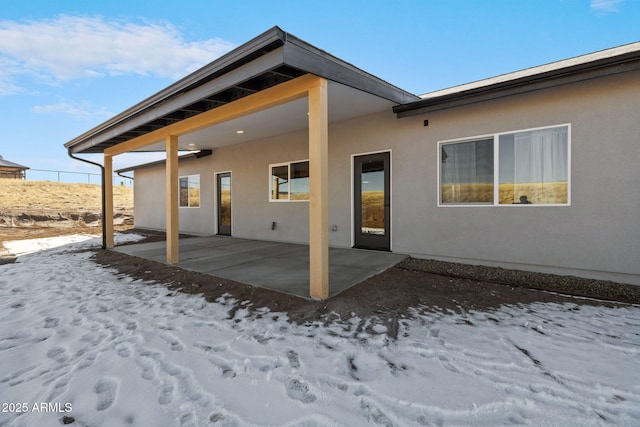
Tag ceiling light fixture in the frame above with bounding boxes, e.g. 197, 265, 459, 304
236, 130, 245, 134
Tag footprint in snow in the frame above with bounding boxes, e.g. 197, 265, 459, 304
10, 301, 25, 310
44, 317, 60, 328
287, 350, 300, 368
126, 321, 138, 331
158, 381, 175, 405
138, 360, 157, 381
437, 355, 460, 373
220, 364, 236, 378
286, 379, 316, 403
180, 412, 197, 427
46, 346, 68, 364
77, 352, 97, 370
94, 378, 118, 411
48, 377, 70, 401
160, 332, 184, 351
116, 343, 133, 358
360, 400, 393, 427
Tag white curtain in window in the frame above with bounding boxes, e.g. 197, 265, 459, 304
442, 141, 478, 186
514, 127, 567, 183
441, 139, 493, 203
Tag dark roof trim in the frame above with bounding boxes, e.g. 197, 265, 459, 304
0, 156, 29, 169
66, 26, 418, 155
65, 27, 287, 153
394, 42, 640, 117
283, 34, 418, 105
69, 50, 287, 154
114, 150, 212, 173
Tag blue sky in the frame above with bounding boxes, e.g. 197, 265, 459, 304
1, 0, 639, 182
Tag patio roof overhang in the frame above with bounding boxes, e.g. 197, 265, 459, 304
65, 26, 418, 155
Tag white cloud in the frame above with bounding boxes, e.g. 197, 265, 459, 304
0, 15, 235, 86
590, 0, 624, 13
33, 100, 113, 120
0, 56, 26, 95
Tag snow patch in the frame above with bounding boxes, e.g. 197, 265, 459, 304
0, 234, 638, 426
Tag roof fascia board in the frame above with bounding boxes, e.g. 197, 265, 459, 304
69, 49, 285, 154
283, 35, 419, 104
65, 27, 287, 151
399, 60, 640, 117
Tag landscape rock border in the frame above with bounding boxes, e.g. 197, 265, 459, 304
399, 258, 640, 305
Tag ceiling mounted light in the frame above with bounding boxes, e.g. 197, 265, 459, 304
236, 130, 245, 134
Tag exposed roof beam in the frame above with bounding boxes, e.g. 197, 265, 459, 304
104, 74, 323, 156
67, 48, 285, 154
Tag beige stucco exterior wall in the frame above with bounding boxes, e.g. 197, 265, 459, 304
133, 69, 640, 285
388, 70, 640, 284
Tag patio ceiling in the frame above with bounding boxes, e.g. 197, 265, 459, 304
133, 81, 396, 152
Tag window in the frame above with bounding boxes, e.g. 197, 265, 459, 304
179, 175, 200, 207
270, 160, 309, 201
440, 138, 494, 204
439, 124, 570, 206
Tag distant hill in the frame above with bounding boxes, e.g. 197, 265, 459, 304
0, 179, 132, 212
0, 180, 134, 240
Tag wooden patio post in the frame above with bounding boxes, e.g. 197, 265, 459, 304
104, 154, 114, 249
166, 135, 179, 264
308, 78, 329, 299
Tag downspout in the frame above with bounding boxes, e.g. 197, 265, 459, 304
116, 171, 134, 181
67, 149, 107, 249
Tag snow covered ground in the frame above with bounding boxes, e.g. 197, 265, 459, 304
0, 234, 639, 427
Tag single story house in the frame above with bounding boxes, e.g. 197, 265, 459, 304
0, 155, 29, 179
65, 27, 640, 298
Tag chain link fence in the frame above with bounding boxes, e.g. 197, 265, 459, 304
24, 169, 133, 186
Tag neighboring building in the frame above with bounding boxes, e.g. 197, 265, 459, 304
66, 27, 640, 297
0, 155, 29, 179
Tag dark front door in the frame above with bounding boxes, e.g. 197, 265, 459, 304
217, 172, 231, 236
354, 152, 390, 250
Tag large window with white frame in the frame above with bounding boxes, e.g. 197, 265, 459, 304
179, 175, 200, 207
439, 124, 570, 206
270, 160, 309, 201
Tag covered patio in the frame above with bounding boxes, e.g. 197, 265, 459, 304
65, 27, 418, 299
114, 236, 406, 298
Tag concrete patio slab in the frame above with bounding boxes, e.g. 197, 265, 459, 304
113, 236, 407, 298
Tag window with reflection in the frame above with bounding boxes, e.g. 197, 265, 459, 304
179, 175, 200, 208
439, 124, 569, 206
270, 161, 309, 201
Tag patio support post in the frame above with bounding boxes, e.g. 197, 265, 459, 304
166, 135, 179, 264
104, 154, 114, 249
308, 78, 329, 299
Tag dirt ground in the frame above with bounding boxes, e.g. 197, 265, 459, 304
91, 230, 639, 339
3, 227, 638, 338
